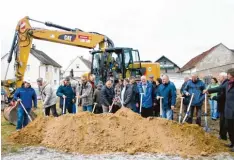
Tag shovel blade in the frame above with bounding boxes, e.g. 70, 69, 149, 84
203, 126, 211, 132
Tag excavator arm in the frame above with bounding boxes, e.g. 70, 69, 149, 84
5, 16, 114, 89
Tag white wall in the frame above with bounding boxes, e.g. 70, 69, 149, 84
39, 65, 60, 88
24, 55, 40, 88
63, 57, 90, 78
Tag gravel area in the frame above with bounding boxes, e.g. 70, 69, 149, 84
2, 147, 234, 160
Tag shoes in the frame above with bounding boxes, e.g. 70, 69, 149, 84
218, 136, 227, 140
211, 118, 217, 121
225, 143, 233, 148
16, 129, 20, 132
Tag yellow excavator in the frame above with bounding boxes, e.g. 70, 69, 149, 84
2, 16, 160, 124
3, 16, 160, 99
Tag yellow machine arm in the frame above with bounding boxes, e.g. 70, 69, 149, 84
5, 16, 114, 88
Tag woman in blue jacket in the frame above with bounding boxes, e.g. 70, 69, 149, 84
13, 79, 37, 131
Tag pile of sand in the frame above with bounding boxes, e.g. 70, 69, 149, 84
8, 108, 228, 156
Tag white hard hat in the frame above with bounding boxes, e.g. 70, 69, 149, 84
24, 78, 31, 84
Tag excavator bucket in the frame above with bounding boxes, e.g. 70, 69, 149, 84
3, 105, 37, 126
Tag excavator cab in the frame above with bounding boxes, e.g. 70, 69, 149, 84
91, 47, 145, 84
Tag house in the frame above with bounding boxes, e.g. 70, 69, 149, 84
155, 55, 180, 74
180, 43, 234, 78
1, 45, 62, 89
62, 56, 91, 79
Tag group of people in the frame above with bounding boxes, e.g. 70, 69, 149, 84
11, 68, 234, 152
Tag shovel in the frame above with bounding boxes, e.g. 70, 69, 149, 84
178, 97, 184, 123
62, 97, 66, 115
159, 97, 164, 118
92, 103, 97, 113
75, 94, 79, 113
139, 93, 144, 114
19, 101, 33, 122
182, 93, 194, 123
108, 100, 115, 113
204, 93, 210, 132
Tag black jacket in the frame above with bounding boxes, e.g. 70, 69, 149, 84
212, 79, 228, 113
93, 87, 102, 107
208, 80, 234, 119
101, 86, 115, 106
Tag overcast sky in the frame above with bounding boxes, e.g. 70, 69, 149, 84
1, 0, 234, 70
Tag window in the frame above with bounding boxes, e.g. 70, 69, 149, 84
54, 80, 57, 85
54, 68, 57, 73
76, 64, 80, 68
46, 66, 48, 72
164, 61, 166, 64
26, 65, 30, 71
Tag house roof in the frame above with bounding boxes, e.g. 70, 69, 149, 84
179, 43, 222, 72
64, 56, 91, 72
155, 55, 180, 69
30, 48, 62, 68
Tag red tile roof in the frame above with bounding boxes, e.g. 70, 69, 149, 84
180, 43, 221, 72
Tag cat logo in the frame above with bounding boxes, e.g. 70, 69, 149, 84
58, 34, 76, 42
148, 67, 152, 72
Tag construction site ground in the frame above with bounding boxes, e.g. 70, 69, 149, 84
1, 100, 234, 159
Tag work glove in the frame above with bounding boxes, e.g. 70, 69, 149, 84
17, 98, 22, 102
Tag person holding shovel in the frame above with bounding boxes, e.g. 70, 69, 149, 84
183, 73, 206, 126
204, 68, 234, 152
137, 76, 154, 118
77, 75, 93, 112
56, 77, 76, 114
37, 78, 58, 117
101, 80, 115, 113
156, 75, 177, 120
13, 78, 37, 131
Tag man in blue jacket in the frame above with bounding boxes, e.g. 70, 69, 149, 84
56, 77, 75, 114
13, 78, 37, 131
138, 76, 153, 118
157, 75, 177, 120
183, 74, 206, 126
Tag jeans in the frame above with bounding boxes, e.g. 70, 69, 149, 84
16, 107, 31, 130
83, 105, 92, 112
72, 104, 76, 113
162, 108, 173, 120
209, 100, 219, 119
130, 103, 138, 113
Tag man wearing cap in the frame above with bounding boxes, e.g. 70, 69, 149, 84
56, 77, 76, 114
13, 78, 37, 130
37, 78, 58, 117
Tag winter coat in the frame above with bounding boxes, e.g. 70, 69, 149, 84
132, 82, 140, 104
79, 82, 93, 106
122, 84, 134, 107
212, 79, 228, 113
207, 83, 219, 99
138, 81, 153, 108
208, 80, 234, 119
157, 81, 177, 110
13, 87, 37, 109
40, 82, 57, 108
93, 87, 102, 107
56, 84, 75, 108
101, 85, 115, 106
183, 79, 206, 107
